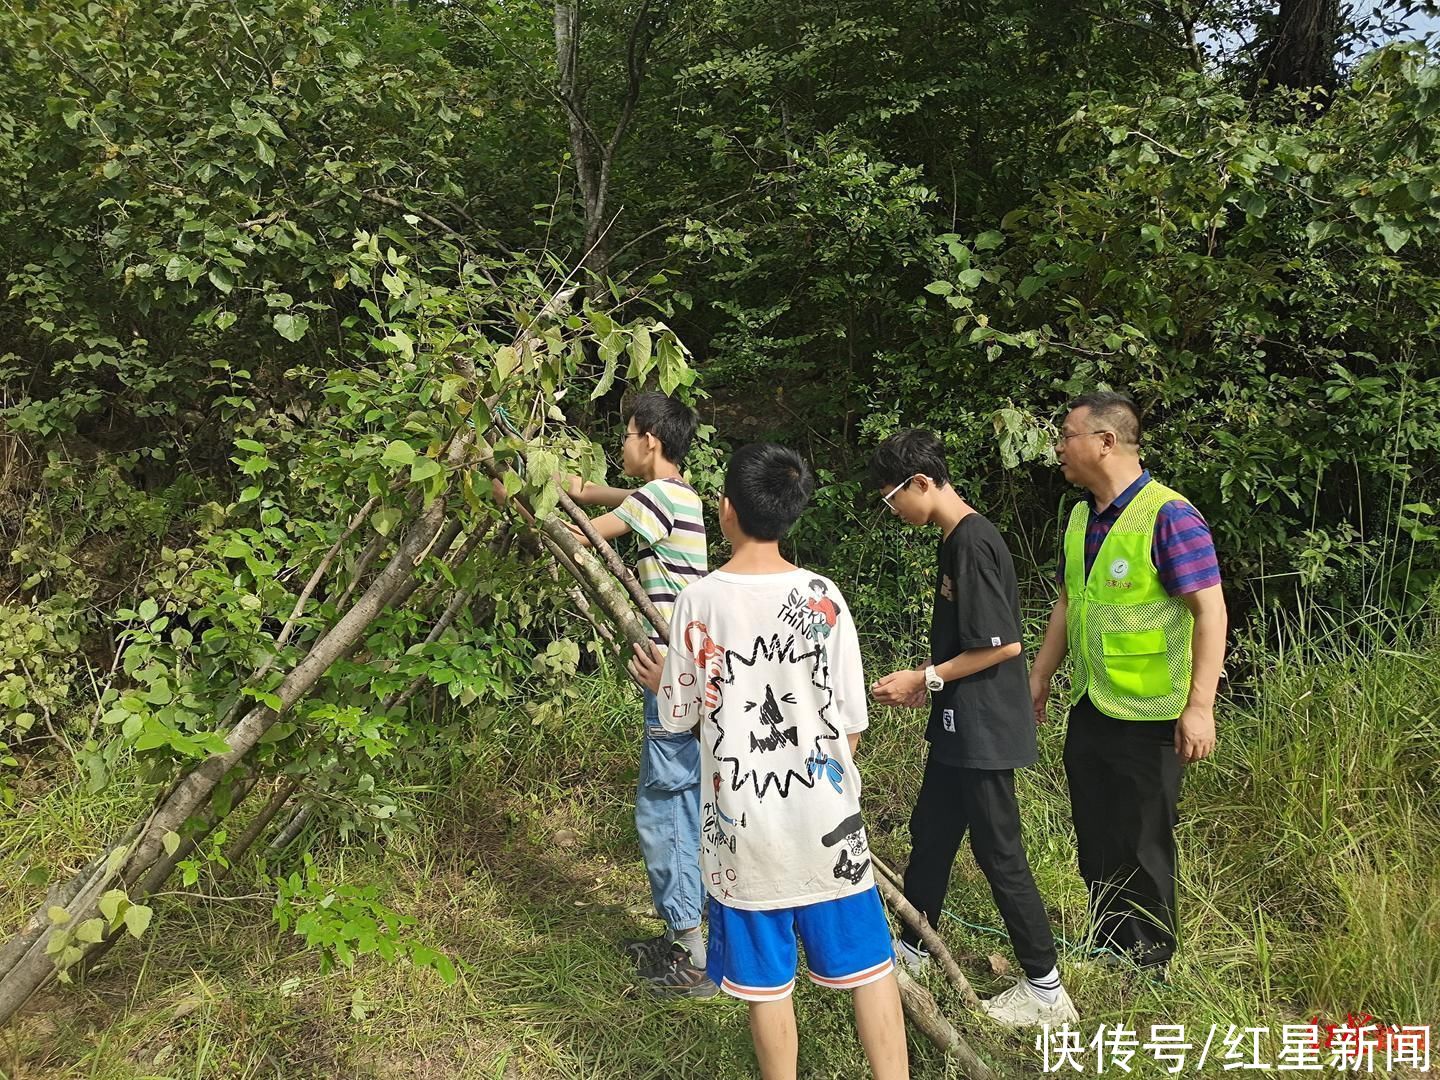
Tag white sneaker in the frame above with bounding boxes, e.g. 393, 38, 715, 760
978, 980, 1079, 1028
892, 937, 930, 971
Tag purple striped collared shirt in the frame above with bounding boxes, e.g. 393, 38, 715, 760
1057, 471, 1222, 597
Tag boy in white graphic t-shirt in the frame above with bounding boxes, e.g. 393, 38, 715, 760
631, 443, 908, 1080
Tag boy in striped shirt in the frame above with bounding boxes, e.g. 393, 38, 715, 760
564, 392, 713, 996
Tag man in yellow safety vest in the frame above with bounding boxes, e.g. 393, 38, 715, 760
1029, 391, 1227, 973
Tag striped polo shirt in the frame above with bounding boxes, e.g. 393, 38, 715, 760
615, 477, 708, 645
1057, 470, 1222, 596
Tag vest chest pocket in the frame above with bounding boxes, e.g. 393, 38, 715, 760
1101, 629, 1172, 698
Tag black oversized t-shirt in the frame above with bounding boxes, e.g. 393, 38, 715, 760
926, 514, 1037, 770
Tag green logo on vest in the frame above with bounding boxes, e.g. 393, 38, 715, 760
1107, 557, 1132, 588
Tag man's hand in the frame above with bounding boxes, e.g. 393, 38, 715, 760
871, 668, 927, 708
1029, 672, 1051, 726
627, 641, 664, 694
1175, 703, 1216, 764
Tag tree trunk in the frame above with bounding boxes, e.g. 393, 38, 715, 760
552, 0, 654, 293
1253, 0, 1339, 102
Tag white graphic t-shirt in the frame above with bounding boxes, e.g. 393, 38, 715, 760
657, 568, 872, 910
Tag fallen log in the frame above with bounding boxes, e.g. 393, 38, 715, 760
895, 968, 998, 1080
872, 854, 981, 1010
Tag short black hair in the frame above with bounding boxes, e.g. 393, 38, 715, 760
1067, 391, 1141, 447
626, 392, 699, 465
868, 429, 952, 491
724, 443, 814, 541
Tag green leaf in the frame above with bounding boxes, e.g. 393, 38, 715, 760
1378, 224, 1411, 253
98, 889, 128, 926
974, 230, 1005, 251
162, 831, 181, 857
493, 346, 518, 383
1306, 220, 1341, 247
273, 313, 310, 342
138, 598, 159, 622
105, 846, 129, 876
123, 904, 153, 939
958, 269, 983, 289
591, 355, 618, 401
630, 324, 652, 370
48, 906, 71, 925
372, 507, 402, 536
381, 440, 416, 468
924, 280, 954, 295
216, 311, 238, 332
208, 267, 234, 294
526, 448, 560, 520
384, 329, 414, 359
74, 918, 106, 944
431, 953, 457, 984
410, 458, 442, 483
133, 725, 171, 751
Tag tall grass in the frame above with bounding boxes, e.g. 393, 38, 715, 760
3, 604, 1437, 1077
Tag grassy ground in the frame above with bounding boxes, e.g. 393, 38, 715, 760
3, 620, 1438, 1079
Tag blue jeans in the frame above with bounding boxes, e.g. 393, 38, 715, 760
636, 690, 702, 932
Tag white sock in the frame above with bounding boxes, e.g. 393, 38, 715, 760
898, 938, 927, 959
1026, 966, 1063, 1004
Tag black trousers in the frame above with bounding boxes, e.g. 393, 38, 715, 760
1063, 695, 1183, 967
901, 754, 1059, 979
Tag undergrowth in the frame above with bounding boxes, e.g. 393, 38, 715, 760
2, 610, 1437, 1079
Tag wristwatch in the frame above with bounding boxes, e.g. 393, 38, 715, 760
924, 664, 944, 692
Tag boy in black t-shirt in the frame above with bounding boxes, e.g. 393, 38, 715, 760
869, 429, 1076, 1028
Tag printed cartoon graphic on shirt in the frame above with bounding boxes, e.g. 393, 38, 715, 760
703, 771, 747, 855
804, 579, 840, 641
748, 684, 799, 752
683, 620, 727, 711
821, 809, 871, 883
709, 866, 739, 900
778, 581, 840, 642
940, 572, 954, 601
805, 748, 845, 793
712, 630, 843, 802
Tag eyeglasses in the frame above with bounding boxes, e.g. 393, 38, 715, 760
1053, 430, 1111, 447
881, 475, 916, 510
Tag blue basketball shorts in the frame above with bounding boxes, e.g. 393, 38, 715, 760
705, 886, 895, 1002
